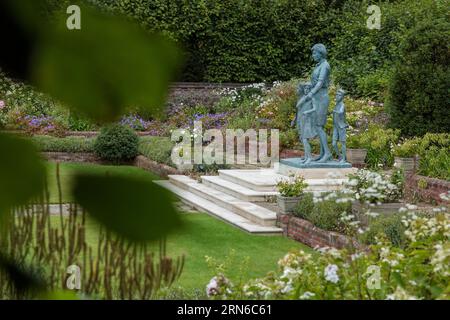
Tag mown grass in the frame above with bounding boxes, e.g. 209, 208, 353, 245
45, 162, 311, 291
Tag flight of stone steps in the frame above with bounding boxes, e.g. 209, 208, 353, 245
155, 169, 349, 235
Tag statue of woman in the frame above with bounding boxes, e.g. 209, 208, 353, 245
292, 83, 317, 164
297, 43, 332, 163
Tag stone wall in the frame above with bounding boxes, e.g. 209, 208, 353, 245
42, 152, 101, 163
133, 155, 180, 178
405, 174, 450, 204
277, 214, 361, 250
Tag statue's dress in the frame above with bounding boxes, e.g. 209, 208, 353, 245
296, 99, 317, 140
311, 59, 331, 127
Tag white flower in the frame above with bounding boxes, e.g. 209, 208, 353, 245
386, 287, 420, 300
406, 204, 418, 210
324, 264, 339, 284
351, 253, 363, 261
206, 277, 218, 297
299, 291, 315, 300
281, 267, 302, 280
365, 210, 379, 218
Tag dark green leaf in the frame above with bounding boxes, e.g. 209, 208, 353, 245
32, 5, 180, 122
0, 253, 45, 296
0, 133, 46, 220
73, 173, 181, 242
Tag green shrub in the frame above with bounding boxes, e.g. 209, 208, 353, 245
295, 192, 352, 233
32, 135, 95, 153
393, 138, 420, 158
359, 125, 399, 169
346, 134, 364, 149
192, 162, 231, 175
293, 193, 314, 219
419, 147, 450, 181
307, 198, 351, 233
94, 124, 139, 163
67, 113, 96, 131
386, 14, 450, 136
331, 0, 446, 100
139, 136, 174, 166
413, 133, 450, 180
277, 175, 308, 198
360, 214, 407, 248
280, 129, 299, 150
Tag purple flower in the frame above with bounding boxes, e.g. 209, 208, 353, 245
0, 100, 5, 109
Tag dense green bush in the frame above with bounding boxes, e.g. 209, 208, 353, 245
360, 214, 407, 248
294, 193, 351, 233
139, 136, 174, 166
109, 0, 344, 82
32, 135, 96, 153
293, 192, 314, 218
359, 124, 400, 169
94, 124, 139, 162
416, 133, 450, 181
331, 0, 447, 100
386, 15, 450, 136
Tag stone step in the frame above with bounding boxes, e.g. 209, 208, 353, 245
218, 169, 282, 192
168, 175, 278, 226
218, 169, 348, 193
154, 180, 282, 234
201, 175, 277, 202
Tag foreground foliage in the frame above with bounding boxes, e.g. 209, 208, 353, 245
207, 209, 450, 300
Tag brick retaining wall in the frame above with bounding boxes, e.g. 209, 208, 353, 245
133, 155, 181, 178
277, 214, 361, 249
42, 152, 102, 163
405, 174, 450, 204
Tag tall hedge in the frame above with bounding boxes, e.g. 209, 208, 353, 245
108, 0, 344, 82
386, 15, 450, 136
330, 0, 448, 100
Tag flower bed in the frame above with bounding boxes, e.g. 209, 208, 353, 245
208, 210, 450, 300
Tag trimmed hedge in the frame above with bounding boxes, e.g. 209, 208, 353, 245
105, 0, 344, 82
32, 135, 96, 153
32, 134, 177, 168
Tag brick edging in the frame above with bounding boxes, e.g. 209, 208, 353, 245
277, 214, 361, 250
133, 155, 181, 178
405, 174, 450, 204
42, 152, 102, 163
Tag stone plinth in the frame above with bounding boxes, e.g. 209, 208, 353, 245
277, 158, 356, 179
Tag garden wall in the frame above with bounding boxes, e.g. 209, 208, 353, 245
277, 214, 360, 250
42, 152, 101, 163
405, 174, 450, 204
133, 155, 180, 178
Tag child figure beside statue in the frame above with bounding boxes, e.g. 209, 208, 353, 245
332, 89, 348, 163
292, 85, 349, 164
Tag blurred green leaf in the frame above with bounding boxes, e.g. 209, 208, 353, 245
41, 290, 79, 300
32, 4, 180, 122
0, 133, 46, 220
73, 173, 181, 242
0, 253, 45, 296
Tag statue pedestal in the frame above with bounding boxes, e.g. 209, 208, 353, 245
277, 158, 356, 179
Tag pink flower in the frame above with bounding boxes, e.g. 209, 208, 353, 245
0, 100, 5, 109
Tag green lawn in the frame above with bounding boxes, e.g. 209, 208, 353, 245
45, 162, 311, 291
45, 162, 158, 203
